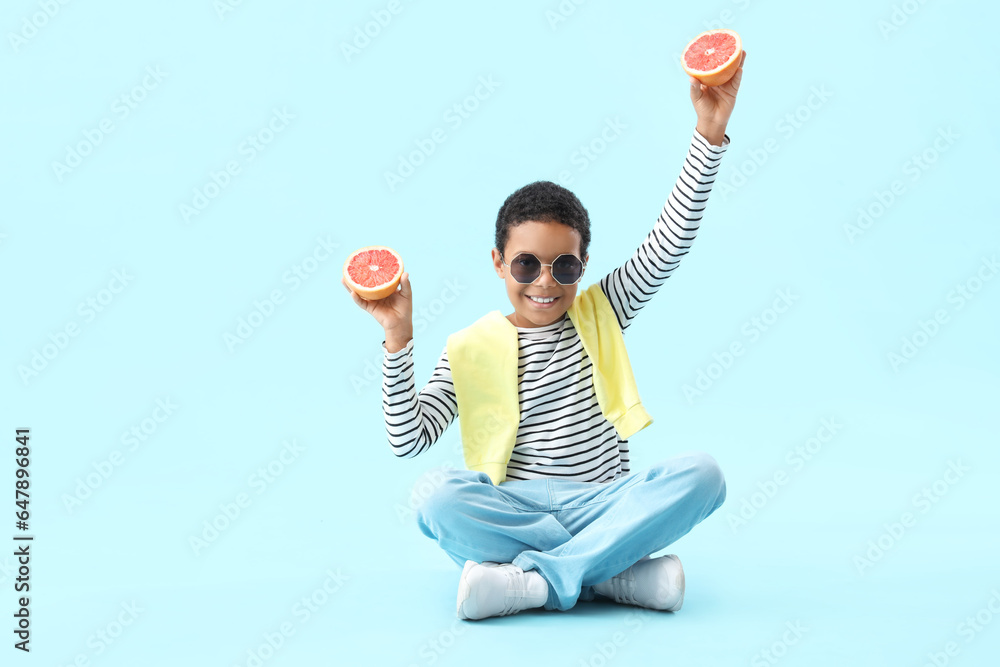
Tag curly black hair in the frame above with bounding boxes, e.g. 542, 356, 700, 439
494, 181, 591, 261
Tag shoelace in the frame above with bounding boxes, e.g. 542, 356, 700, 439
608, 566, 638, 605
500, 567, 529, 616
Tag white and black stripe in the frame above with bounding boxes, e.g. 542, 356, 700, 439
382, 130, 728, 483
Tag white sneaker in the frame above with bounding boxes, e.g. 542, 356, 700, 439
592, 554, 685, 611
457, 561, 549, 620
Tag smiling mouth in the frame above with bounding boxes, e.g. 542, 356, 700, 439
526, 295, 559, 304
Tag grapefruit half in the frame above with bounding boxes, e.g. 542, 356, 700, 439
681, 29, 742, 87
343, 245, 404, 301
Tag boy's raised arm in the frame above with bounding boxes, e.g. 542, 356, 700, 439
343, 271, 458, 458
598, 129, 727, 331
599, 52, 746, 331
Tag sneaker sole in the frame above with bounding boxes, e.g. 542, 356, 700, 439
663, 554, 685, 612
457, 560, 478, 620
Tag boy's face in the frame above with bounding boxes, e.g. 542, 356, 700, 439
491, 220, 588, 328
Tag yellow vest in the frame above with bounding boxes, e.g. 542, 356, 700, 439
446, 282, 653, 485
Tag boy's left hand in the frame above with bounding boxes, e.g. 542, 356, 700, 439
691, 50, 746, 146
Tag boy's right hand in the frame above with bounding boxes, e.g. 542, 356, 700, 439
343, 272, 413, 350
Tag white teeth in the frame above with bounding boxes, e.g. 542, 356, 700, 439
528, 296, 556, 303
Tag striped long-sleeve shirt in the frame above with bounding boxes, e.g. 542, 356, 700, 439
382, 130, 729, 483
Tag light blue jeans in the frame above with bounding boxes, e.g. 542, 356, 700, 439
416, 451, 727, 611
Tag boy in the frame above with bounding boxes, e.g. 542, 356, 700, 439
344, 52, 746, 620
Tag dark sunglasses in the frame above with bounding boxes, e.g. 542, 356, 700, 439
500, 252, 586, 285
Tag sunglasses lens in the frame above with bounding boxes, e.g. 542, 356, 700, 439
509, 254, 541, 283
552, 255, 582, 284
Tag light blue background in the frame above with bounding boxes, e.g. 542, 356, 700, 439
2, 0, 998, 665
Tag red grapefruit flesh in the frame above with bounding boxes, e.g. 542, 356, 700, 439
343, 245, 404, 300
681, 29, 742, 87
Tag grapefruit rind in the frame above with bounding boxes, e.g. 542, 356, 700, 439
343, 245, 404, 301
681, 29, 742, 87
